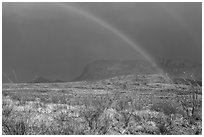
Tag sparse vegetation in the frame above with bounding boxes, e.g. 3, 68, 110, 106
2, 74, 202, 135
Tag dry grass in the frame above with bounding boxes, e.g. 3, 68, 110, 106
2, 74, 202, 135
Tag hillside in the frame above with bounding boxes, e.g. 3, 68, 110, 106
74, 60, 159, 81
30, 76, 64, 83
73, 59, 202, 82
158, 58, 202, 81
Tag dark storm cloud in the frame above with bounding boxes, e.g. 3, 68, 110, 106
71, 2, 201, 60
2, 2, 202, 83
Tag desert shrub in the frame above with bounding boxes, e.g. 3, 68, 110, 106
2, 106, 13, 118
80, 107, 103, 133
114, 99, 129, 111
79, 94, 114, 132
176, 82, 202, 124
2, 103, 28, 135
98, 108, 126, 134
165, 114, 194, 135
124, 109, 169, 135
97, 114, 111, 134
150, 101, 177, 116
110, 95, 138, 112
179, 98, 202, 124
120, 111, 131, 128
3, 119, 27, 135
51, 116, 87, 135
2, 97, 16, 120
130, 98, 143, 111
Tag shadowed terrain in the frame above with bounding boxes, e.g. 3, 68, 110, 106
74, 59, 201, 82
30, 76, 64, 83
74, 60, 159, 81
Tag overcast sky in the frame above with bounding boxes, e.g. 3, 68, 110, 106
2, 2, 202, 83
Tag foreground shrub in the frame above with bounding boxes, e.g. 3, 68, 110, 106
3, 119, 26, 135
2, 95, 202, 135
151, 102, 176, 115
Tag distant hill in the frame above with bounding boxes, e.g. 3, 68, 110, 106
74, 60, 159, 81
73, 59, 202, 82
30, 76, 64, 83
158, 58, 202, 81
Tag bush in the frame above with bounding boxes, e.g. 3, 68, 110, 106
150, 101, 177, 116
2, 117, 27, 135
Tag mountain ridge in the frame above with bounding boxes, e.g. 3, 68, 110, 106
30, 76, 64, 83
73, 59, 201, 82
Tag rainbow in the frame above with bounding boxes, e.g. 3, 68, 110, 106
56, 3, 163, 73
